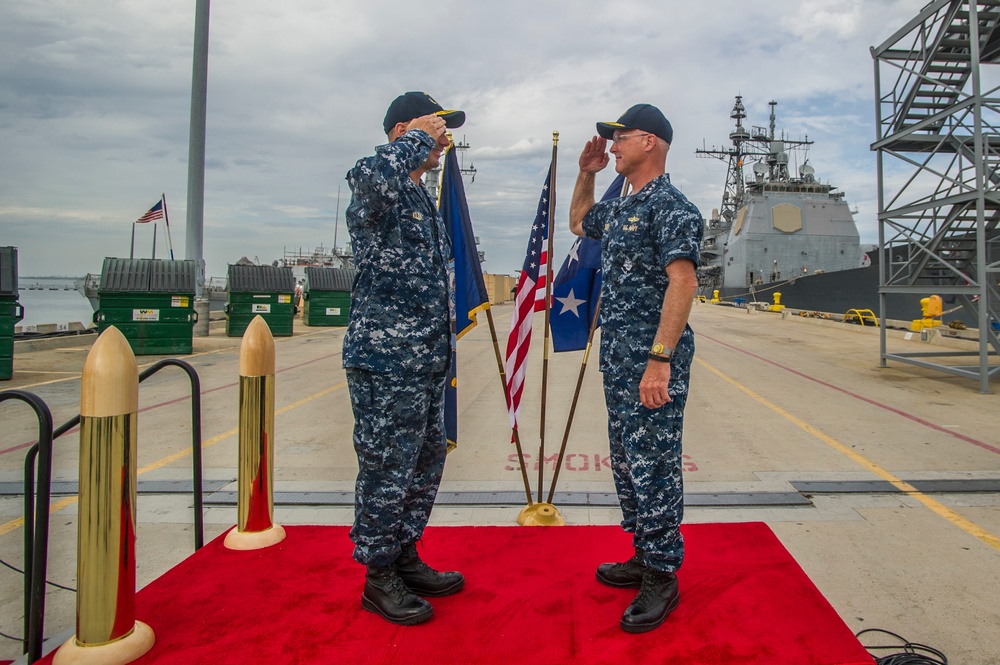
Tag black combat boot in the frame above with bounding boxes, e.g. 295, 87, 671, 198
596, 550, 645, 588
619, 568, 679, 633
395, 543, 465, 597
361, 564, 434, 625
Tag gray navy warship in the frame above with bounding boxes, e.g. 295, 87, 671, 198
696, 96, 871, 311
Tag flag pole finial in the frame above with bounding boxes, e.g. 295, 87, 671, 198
552, 130, 559, 146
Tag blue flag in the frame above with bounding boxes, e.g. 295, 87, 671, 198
440, 146, 489, 450
550, 174, 625, 352
441, 147, 490, 339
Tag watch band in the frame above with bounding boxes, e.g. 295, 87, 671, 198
647, 352, 671, 363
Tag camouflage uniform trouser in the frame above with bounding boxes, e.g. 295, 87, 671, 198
346, 368, 448, 567
603, 370, 689, 573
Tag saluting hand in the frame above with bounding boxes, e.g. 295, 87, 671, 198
579, 136, 610, 174
407, 114, 448, 141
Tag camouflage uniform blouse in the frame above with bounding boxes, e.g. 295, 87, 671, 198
581, 174, 702, 377
343, 130, 451, 374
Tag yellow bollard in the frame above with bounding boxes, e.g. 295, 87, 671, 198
224, 316, 286, 550
770, 292, 785, 312
910, 295, 943, 331
54, 326, 154, 665
710, 290, 720, 303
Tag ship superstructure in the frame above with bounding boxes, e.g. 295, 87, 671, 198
697, 97, 865, 297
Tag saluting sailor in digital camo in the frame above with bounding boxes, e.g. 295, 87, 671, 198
342, 91, 467, 626
569, 102, 702, 634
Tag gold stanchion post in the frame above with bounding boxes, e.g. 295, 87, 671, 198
224, 315, 286, 550
54, 326, 154, 665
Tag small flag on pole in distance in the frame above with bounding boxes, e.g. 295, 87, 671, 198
550, 173, 625, 352
440, 146, 490, 450
135, 199, 164, 224
504, 163, 553, 432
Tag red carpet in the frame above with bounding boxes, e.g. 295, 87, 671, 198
39, 523, 873, 665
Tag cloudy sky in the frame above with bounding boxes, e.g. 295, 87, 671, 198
2, 0, 926, 281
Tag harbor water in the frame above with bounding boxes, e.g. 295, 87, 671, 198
15, 277, 94, 328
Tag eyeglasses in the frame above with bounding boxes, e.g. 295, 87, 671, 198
611, 132, 652, 145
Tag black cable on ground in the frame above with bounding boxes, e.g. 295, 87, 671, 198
0, 630, 22, 642
857, 628, 948, 665
0, 557, 76, 592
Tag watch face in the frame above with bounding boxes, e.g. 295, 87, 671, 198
652, 343, 664, 354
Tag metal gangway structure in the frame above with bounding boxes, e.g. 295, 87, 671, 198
872, 0, 1000, 392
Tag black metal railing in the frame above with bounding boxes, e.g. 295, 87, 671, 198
1, 357, 204, 664
0, 391, 53, 664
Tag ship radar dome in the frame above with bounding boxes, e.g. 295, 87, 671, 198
800, 161, 816, 183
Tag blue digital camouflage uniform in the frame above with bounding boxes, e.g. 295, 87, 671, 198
581, 173, 702, 573
344, 128, 451, 567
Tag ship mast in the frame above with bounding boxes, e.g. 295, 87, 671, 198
696, 96, 813, 229
694, 96, 816, 291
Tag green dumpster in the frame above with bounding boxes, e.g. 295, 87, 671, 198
93, 258, 198, 355
225, 265, 295, 337
0, 247, 24, 380
303, 267, 356, 327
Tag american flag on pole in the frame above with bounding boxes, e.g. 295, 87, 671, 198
135, 199, 164, 224
504, 163, 553, 431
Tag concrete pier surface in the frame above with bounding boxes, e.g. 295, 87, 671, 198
1, 303, 998, 663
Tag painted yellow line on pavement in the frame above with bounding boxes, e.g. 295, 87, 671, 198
0, 496, 79, 537
13, 346, 234, 390
696, 357, 1000, 551
136, 381, 347, 475
0, 380, 348, 535
15, 371, 81, 375
11, 328, 340, 391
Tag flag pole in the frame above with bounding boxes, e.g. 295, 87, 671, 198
485, 308, 533, 506
545, 177, 625, 504
152, 222, 157, 259
130, 223, 136, 260
441, 139, 457, 454
162, 193, 175, 260
518, 130, 565, 526
546, 295, 601, 504
537, 131, 558, 503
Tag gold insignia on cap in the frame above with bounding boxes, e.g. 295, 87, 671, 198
628, 216, 639, 222
413, 212, 423, 221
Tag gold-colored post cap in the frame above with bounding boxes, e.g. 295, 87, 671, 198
80, 326, 138, 418
239, 316, 275, 377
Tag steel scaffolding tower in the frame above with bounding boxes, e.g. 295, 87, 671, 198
872, 0, 1000, 392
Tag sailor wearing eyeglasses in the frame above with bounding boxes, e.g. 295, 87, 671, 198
569, 103, 702, 634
